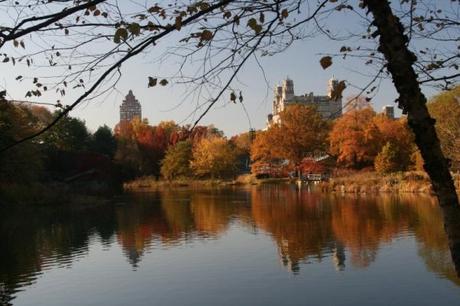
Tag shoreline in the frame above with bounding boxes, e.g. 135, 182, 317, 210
123, 175, 292, 191
124, 171, 460, 195
319, 171, 460, 195
3, 171, 458, 205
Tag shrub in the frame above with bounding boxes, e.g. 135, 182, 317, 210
375, 142, 401, 174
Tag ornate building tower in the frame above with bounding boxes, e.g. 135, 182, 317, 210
267, 76, 344, 127
327, 76, 339, 99
273, 84, 283, 115
120, 90, 142, 122
282, 78, 294, 101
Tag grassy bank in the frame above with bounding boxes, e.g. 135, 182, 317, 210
123, 175, 291, 191
320, 171, 460, 194
125, 172, 460, 195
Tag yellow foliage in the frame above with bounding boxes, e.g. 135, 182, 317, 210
191, 137, 237, 178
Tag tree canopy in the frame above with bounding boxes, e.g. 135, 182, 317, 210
191, 137, 237, 178
161, 140, 193, 180
428, 85, 460, 171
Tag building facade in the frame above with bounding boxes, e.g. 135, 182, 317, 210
267, 77, 343, 126
120, 90, 142, 122
382, 105, 395, 119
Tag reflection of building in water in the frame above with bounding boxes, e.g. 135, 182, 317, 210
333, 242, 346, 271
279, 238, 301, 274
125, 248, 143, 268
116, 232, 147, 269
251, 189, 334, 274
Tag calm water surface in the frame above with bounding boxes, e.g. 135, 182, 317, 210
1, 185, 460, 306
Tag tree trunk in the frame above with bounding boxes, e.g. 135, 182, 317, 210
363, 0, 460, 276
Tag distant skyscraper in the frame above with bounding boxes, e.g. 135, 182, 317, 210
382, 105, 395, 119
120, 90, 142, 122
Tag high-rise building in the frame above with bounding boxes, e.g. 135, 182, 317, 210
382, 105, 395, 119
120, 90, 142, 122
267, 77, 343, 126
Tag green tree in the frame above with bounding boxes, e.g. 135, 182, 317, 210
191, 137, 237, 179
89, 125, 116, 158
161, 140, 192, 180
0, 102, 44, 183
42, 112, 90, 152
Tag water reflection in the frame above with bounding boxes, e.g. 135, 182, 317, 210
0, 186, 459, 305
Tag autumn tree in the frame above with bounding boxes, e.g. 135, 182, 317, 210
373, 115, 415, 172
230, 131, 254, 173
250, 130, 280, 175
114, 119, 153, 176
427, 86, 460, 171
329, 108, 382, 169
274, 105, 330, 176
191, 137, 237, 179
114, 118, 181, 177
330, 108, 416, 172
161, 140, 193, 180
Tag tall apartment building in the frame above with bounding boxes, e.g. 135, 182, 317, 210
382, 105, 395, 119
120, 90, 142, 122
267, 77, 343, 126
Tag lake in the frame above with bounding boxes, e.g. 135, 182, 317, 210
1, 185, 460, 305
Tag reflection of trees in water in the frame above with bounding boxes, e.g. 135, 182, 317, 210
190, 192, 238, 235
409, 198, 460, 286
116, 192, 172, 267
250, 186, 334, 274
330, 196, 412, 268
1, 188, 459, 304
249, 187, 458, 281
115, 190, 250, 268
0, 204, 118, 305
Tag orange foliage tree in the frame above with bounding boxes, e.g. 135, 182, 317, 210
251, 105, 329, 177
373, 115, 415, 173
250, 129, 281, 174
190, 136, 237, 179
114, 118, 180, 177
330, 107, 415, 172
329, 108, 382, 169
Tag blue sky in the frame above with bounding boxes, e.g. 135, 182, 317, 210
1, 0, 455, 136
60, 35, 402, 136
